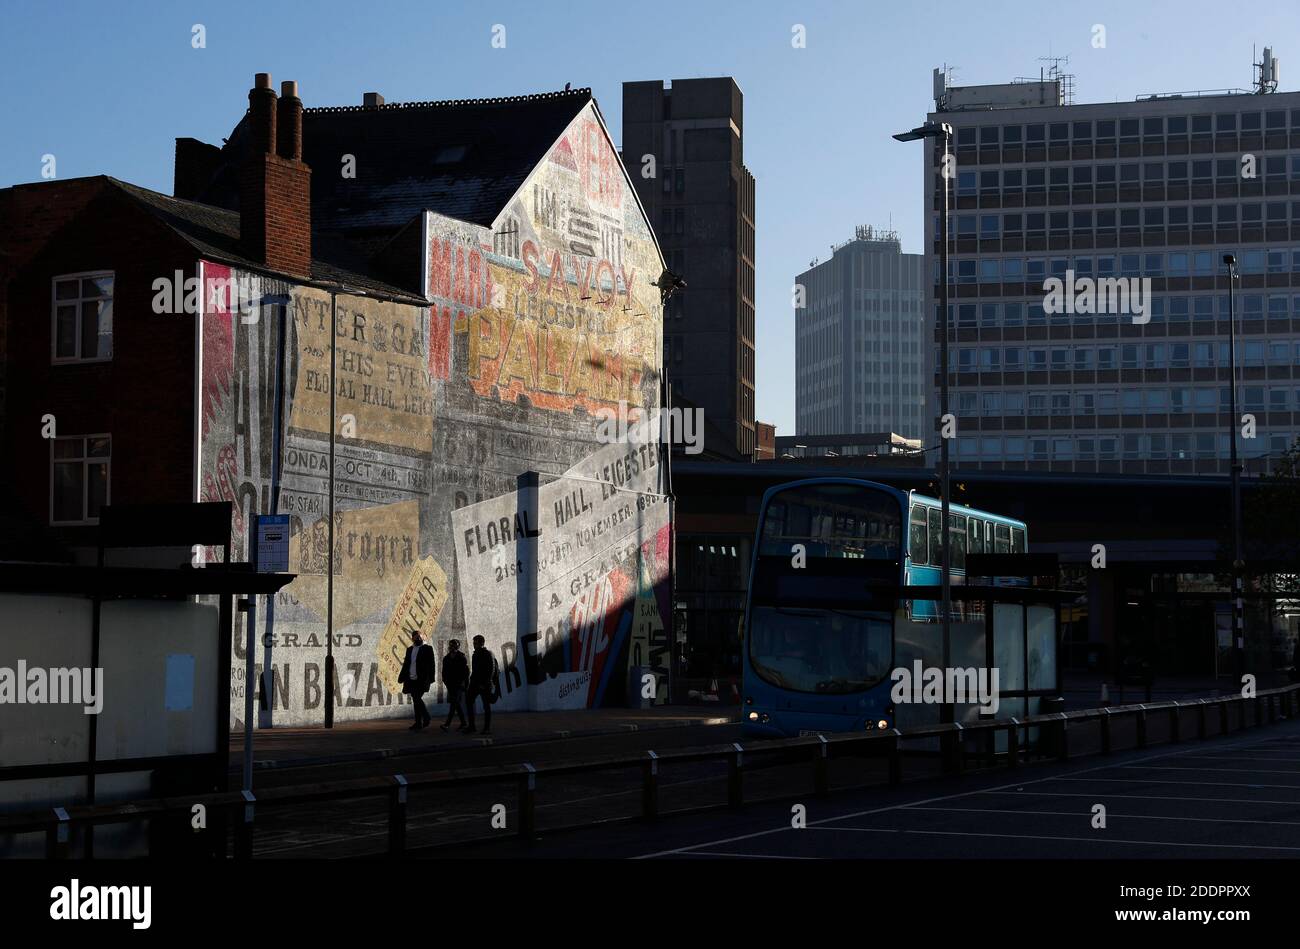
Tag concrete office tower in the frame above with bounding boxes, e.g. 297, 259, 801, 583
623, 78, 757, 460
919, 62, 1300, 474
795, 227, 926, 442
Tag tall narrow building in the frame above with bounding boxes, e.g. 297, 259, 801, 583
622, 78, 756, 459
795, 227, 926, 441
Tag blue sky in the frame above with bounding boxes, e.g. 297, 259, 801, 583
4, 0, 1300, 433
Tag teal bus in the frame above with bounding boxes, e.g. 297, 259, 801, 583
742, 477, 1030, 739
905, 492, 1028, 622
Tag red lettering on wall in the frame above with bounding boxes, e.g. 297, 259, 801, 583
544, 250, 569, 301
429, 240, 452, 299
522, 240, 540, 292
428, 306, 452, 380
468, 249, 482, 309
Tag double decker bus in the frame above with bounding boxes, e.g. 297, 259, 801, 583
905, 492, 1028, 621
741, 477, 1030, 738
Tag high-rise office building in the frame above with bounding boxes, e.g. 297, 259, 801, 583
795, 226, 926, 441
623, 78, 756, 460
920, 62, 1300, 475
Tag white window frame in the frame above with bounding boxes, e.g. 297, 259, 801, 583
51, 270, 114, 364
49, 433, 111, 526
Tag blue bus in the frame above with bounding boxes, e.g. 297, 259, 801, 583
905, 492, 1028, 621
741, 477, 1029, 739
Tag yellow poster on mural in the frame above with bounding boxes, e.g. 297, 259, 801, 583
288, 287, 435, 455
375, 556, 450, 695
457, 263, 658, 414
287, 499, 421, 629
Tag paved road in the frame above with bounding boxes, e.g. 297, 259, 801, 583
233, 721, 747, 857
424, 715, 1300, 859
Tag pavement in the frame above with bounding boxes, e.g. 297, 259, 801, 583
230, 705, 740, 771
229, 671, 1261, 772
1061, 673, 1295, 709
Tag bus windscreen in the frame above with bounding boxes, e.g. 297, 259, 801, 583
749, 605, 892, 694
757, 482, 902, 561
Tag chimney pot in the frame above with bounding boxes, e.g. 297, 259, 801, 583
364, 92, 385, 107
242, 74, 311, 276
276, 80, 303, 161
248, 74, 278, 156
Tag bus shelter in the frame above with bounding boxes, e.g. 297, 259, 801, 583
893, 553, 1071, 752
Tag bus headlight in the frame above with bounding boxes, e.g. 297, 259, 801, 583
748, 711, 759, 722
877, 719, 889, 730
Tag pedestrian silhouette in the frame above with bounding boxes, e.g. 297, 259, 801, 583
466, 635, 499, 735
397, 631, 434, 730
439, 639, 469, 732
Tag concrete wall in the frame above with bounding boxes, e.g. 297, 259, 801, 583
200, 102, 669, 726
623, 77, 754, 458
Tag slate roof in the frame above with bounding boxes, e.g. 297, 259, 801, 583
306, 89, 594, 232
190, 88, 594, 239
109, 177, 425, 302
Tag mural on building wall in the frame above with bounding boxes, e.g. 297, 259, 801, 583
426, 101, 669, 711
199, 99, 668, 726
450, 428, 671, 710
200, 264, 439, 725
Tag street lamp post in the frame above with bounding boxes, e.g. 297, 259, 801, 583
326, 290, 337, 728
1223, 254, 1245, 682
896, 121, 954, 731
324, 285, 371, 729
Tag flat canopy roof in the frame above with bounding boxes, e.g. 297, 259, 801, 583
674, 459, 1242, 491
0, 563, 296, 599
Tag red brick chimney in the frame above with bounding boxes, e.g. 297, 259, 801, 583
240, 74, 311, 277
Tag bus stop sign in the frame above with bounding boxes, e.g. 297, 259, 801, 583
253, 514, 290, 574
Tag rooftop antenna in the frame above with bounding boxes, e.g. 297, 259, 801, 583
933, 63, 956, 110
1039, 55, 1075, 105
1253, 44, 1280, 94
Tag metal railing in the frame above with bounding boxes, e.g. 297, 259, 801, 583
5, 683, 1296, 859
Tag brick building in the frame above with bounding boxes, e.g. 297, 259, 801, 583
1, 74, 672, 725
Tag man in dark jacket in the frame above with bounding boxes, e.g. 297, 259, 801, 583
439, 639, 469, 733
465, 635, 497, 735
397, 630, 435, 730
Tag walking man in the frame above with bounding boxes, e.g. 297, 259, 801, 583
465, 635, 497, 735
397, 630, 434, 730
439, 639, 469, 733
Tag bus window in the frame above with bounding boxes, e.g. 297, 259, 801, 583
984, 520, 993, 552
748, 605, 892, 695
759, 483, 902, 560
950, 514, 967, 570
994, 523, 1011, 554
1011, 527, 1026, 553
968, 517, 983, 556
909, 505, 928, 565
928, 507, 944, 566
